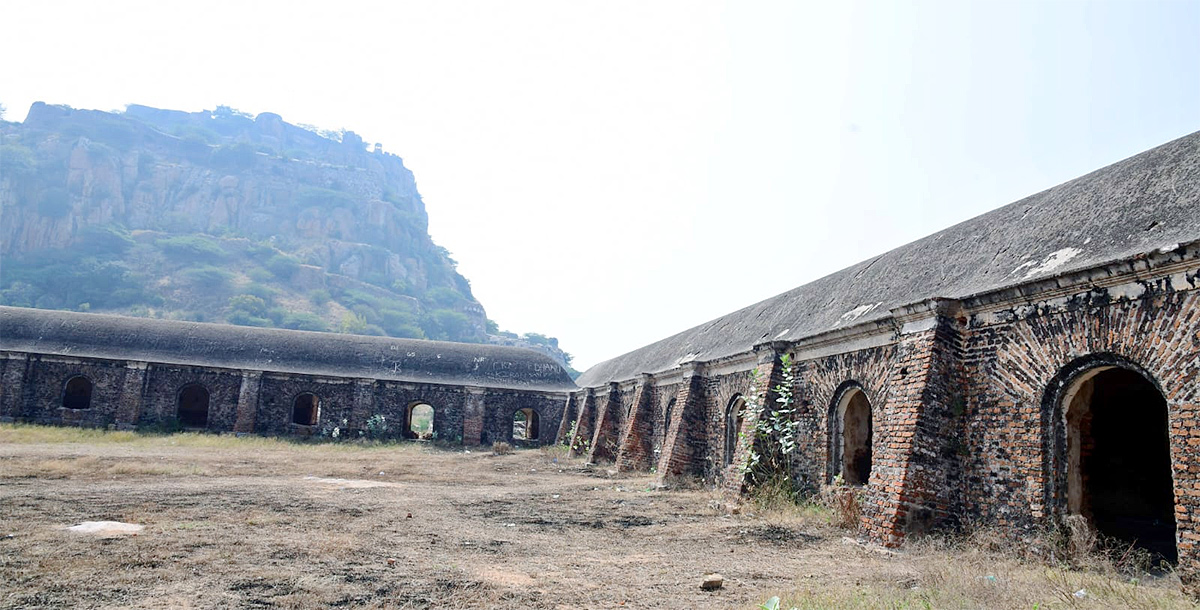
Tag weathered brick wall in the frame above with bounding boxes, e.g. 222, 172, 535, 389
707, 368, 756, 486
372, 383, 467, 442
484, 390, 566, 447
616, 375, 660, 471
573, 252, 1199, 585
140, 365, 243, 430
588, 382, 633, 463
255, 375, 357, 436
0, 352, 570, 447
0, 354, 28, 420
649, 382, 681, 465
791, 344, 896, 492
959, 284, 1200, 576
656, 370, 708, 482
4, 355, 127, 426
554, 393, 579, 445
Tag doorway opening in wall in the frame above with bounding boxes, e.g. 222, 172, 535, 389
292, 393, 320, 426
831, 386, 873, 486
62, 375, 93, 410
407, 402, 434, 440
1063, 365, 1177, 564
513, 408, 539, 441
724, 395, 746, 467
177, 384, 210, 429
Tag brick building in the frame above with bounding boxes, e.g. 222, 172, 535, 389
563, 131, 1200, 579
0, 306, 575, 445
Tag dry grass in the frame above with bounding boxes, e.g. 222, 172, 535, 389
772, 535, 1194, 609
0, 423, 1195, 609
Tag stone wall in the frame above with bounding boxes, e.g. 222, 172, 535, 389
0, 351, 571, 448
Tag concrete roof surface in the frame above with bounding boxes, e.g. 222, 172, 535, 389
0, 307, 578, 392
577, 130, 1200, 387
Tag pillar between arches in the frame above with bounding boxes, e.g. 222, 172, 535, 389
616, 373, 656, 472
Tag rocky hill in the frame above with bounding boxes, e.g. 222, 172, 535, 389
0, 102, 575, 373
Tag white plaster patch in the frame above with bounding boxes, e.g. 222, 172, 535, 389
1018, 247, 1083, 280
774, 328, 790, 339
1107, 281, 1148, 301
835, 303, 882, 327
900, 317, 938, 335
68, 521, 144, 536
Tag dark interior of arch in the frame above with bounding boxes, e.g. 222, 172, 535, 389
63, 376, 92, 410
843, 391, 873, 486
724, 397, 744, 467
178, 385, 210, 428
1083, 368, 1177, 563
292, 393, 318, 426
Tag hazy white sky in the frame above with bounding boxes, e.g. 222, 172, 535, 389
1, 1, 1197, 369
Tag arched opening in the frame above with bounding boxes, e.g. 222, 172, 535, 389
1062, 365, 1177, 563
177, 384, 210, 429
724, 395, 746, 466
292, 393, 320, 426
62, 375, 93, 410
655, 397, 678, 456
513, 408, 539, 441
831, 387, 873, 486
407, 402, 434, 440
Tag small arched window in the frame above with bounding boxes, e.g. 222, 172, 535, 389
292, 393, 320, 426
62, 376, 93, 410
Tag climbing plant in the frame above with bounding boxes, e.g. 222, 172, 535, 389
741, 354, 801, 485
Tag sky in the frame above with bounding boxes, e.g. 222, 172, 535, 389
1, 1, 1198, 370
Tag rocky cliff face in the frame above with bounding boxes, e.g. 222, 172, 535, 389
0, 103, 488, 342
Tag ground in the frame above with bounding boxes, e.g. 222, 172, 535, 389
0, 425, 1195, 609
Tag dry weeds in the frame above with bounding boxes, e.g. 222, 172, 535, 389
0, 423, 1195, 609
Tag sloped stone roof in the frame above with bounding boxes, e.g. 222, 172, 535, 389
0, 307, 577, 392
578, 130, 1200, 387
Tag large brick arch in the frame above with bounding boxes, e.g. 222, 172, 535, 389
792, 346, 895, 493
1039, 352, 1168, 518
826, 380, 871, 484
970, 289, 1200, 575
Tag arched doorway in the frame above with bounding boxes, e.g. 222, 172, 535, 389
177, 384, 210, 428
513, 408, 539, 441
831, 386, 872, 485
724, 395, 746, 466
292, 393, 320, 426
62, 375, 93, 410
1059, 363, 1177, 563
407, 402, 434, 440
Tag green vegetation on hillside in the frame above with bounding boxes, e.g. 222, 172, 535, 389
0, 102, 574, 369
0, 230, 494, 342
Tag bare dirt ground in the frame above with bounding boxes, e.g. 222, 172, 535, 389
1, 425, 1196, 609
